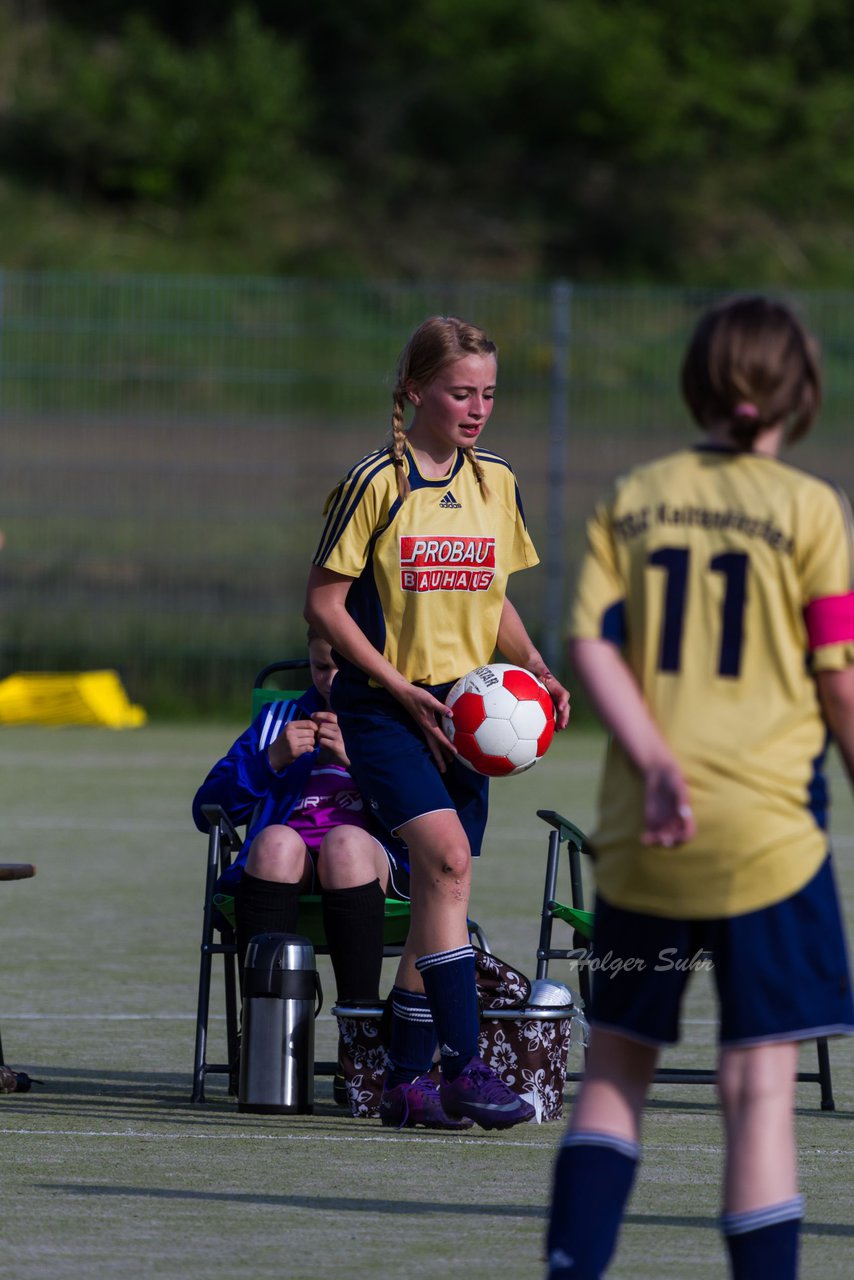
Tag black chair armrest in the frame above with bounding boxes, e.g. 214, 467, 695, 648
200, 804, 243, 854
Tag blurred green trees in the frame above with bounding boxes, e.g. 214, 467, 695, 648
1, 0, 853, 283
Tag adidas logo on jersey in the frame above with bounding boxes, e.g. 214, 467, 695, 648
439, 490, 462, 509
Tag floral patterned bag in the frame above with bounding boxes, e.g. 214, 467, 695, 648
473, 949, 573, 1123
335, 948, 573, 1121
334, 1006, 395, 1119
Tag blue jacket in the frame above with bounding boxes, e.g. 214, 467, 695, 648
193, 688, 325, 887
192, 687, 406, 890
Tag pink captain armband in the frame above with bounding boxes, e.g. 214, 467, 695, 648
804, 593, 854, 649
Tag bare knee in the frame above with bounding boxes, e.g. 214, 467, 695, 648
400, 812, 472, 907
570, 1028, 658, 1141
717, 1043, 798, 1118
441, 843, 471, 880
316, 826, 387, 890
245, 825, 307, 883
409, 853, 471, 920
425, 838, 471, 896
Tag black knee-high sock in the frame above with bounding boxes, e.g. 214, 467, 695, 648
321, 879, 386, 1003
233, 872, 300, 982
546, 1132, 640, 1278
415, 946, 479, 1081
722, 1198, 804, 1280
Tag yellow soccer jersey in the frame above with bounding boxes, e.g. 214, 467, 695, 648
313, 444, 538, 686
571, 445, 854, 919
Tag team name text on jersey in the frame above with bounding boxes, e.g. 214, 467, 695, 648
399, 535, 496, 592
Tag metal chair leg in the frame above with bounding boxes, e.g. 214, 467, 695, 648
192, 806, 242, 1103
222, 924, 240, 1096
816, 1037, 835, 1111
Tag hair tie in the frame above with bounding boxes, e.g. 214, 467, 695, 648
734, 402, 760, 420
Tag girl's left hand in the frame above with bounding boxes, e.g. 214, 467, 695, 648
539, 671, 571, 731
393, 681, 456, 772
312, 710, 350, 766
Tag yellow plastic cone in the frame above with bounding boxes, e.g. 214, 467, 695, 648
0, 670, 147, 728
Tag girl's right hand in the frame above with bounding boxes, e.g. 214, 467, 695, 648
267, 718, 318, 772
641, 764, 696, 848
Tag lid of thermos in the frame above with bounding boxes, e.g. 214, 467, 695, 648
243, 932, 317, 999
244, 932, 316, 970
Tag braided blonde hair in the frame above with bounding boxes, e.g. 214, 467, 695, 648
390, 315, 496, 501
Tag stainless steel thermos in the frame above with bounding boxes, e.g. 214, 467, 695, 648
238, 932, 322, 1114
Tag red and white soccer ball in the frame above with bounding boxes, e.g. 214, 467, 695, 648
442, 663, 556, 777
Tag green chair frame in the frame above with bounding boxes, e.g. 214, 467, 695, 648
534, 809, 836, 1111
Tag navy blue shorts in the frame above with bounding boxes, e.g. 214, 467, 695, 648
588, 855, 854, 1047
330, 678, 490, 857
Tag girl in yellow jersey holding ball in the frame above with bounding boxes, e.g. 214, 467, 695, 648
305, 315, 569, 1131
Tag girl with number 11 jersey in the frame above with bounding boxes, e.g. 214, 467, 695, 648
547, 295, 854, 1280
574, 440, 854, 919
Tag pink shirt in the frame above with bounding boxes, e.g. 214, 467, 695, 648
286, 761, 370, 852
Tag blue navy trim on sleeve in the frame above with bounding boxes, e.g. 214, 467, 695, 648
476, 448, 529, 527
475, 447, 514, 472
314, 449, 393, 566
600, 600, 627, 646
514, 478, 528, 528
807, 736, 830, 832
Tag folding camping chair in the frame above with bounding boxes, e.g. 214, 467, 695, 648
190, 658, 489, 1104
534, 808, 837, 1111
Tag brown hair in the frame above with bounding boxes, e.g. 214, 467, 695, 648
389, 315, 497, 500
680, 295, 822, 449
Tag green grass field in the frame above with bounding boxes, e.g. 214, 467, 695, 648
1, 725, 853, 1279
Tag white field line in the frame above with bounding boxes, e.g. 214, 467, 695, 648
0, 751, 209, 770
4, 816, 178, 832
0, 1011, 717, 1025
13, 1128, 848, 1162
0, 1126, 546, 1148
0, 1012, 344, 1022
4, 1128, 852, 1160
0, 1012, 200, 1021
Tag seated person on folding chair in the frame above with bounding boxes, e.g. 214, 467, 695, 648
192, 629, 410, 1054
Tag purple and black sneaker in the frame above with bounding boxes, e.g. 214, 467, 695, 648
439, 1056, 536, 1130
380, 1074, 474, 1131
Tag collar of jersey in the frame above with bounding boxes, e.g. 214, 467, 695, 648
405, 444, 466, 487
693, 442, 761, 457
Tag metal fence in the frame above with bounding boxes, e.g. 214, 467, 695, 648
1, 271, 852, 716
